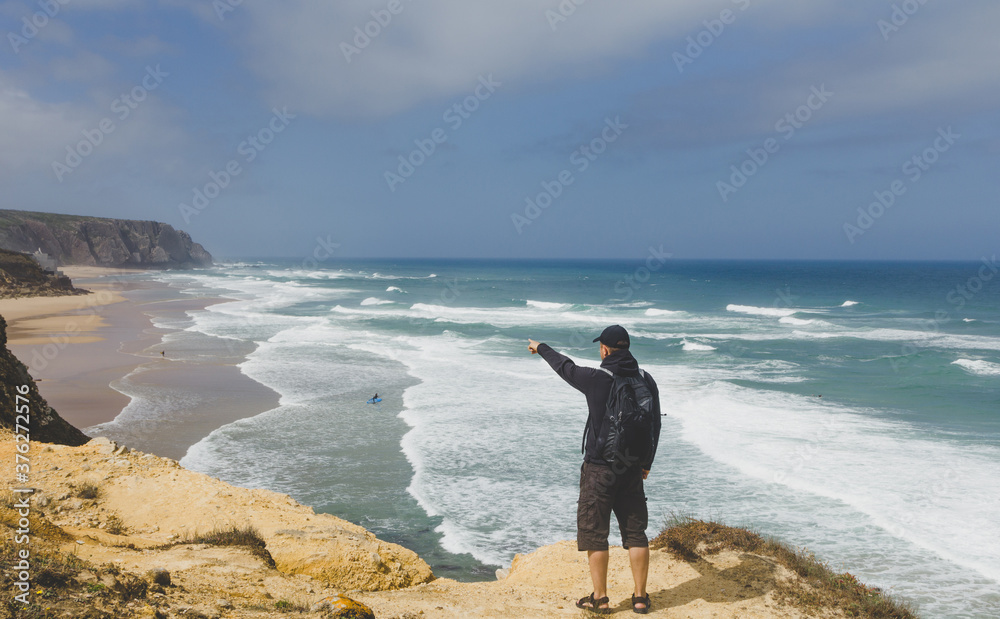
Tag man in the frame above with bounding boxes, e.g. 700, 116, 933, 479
528, 325, 661, 614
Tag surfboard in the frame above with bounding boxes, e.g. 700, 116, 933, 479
366, 397, 382, 404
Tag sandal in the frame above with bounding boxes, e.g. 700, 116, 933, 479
631, 593, 651, 614
576, 593, 612, 614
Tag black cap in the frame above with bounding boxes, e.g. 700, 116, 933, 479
593, 325, 630, 348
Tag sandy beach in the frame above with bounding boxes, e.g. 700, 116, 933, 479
0, 267, 279, 460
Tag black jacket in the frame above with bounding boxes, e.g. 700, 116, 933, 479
538, 343, 662, 470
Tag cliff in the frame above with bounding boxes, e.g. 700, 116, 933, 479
0, 433, 434, 618
0, 430, 916, 618
0, 315, 90, 446
0, 210, 212, 269
0, 247, 85, 299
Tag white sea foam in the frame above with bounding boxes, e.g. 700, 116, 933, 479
681, 339, 716, 352
372, 272, 438, 280
386, 286, 404, 292
345, 330, 582, 567
404, 303, 604, 328
264, 268, 356, 280
798, 329, 1000, 352
778, 316, 834, 328
662, 380, 1000, 586
842, 300, 860, 307
726, 304, 800, 318
952, 359, 1000, 376
645, 308, 685, 317
215, 260, 269, 269
361, 297, 394, 306
678, 327, 1000, 352
526, 300, 571, 310
330, 300, 703, 331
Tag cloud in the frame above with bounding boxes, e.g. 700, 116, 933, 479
0, 69, 189, 184
587, 1, 1000, 155
50, 50, 116, 82
231, 1, 716, 117
828, 3, 1000, 119
208, 0, 999, 128
0, 78, 83, 170
100, 34, 172, 58
66, 0, 142, 9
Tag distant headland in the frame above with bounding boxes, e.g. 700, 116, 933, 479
0, 209, 212, 270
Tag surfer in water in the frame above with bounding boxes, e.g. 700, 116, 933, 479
372, 393, 379, 402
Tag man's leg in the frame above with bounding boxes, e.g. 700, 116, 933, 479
615, 468, 650, 611
587, 549, 610, 608
628, 546, 649, 610
578, 463, 614, 611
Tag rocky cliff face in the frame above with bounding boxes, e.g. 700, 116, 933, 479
0, 247, 85, 299
0, 315, 90, 445
0, 210, 212, 269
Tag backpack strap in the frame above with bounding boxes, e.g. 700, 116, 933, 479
603, 367, 645, 378
583, 367, 615, 454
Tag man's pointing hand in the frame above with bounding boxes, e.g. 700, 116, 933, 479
528, 339, 540, 354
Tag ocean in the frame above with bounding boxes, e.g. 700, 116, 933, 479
91, 259, 1000, 618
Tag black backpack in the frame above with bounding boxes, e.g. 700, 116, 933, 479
583, 368, 656, 469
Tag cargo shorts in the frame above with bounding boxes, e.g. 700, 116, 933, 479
577, 461, 648, 552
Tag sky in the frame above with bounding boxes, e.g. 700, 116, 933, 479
1, 0, 998, 261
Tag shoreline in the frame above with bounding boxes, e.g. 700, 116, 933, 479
0, 264, 934, 616
0, 264, 494, 581
1, 268, 142, 427
0, 266, 281, 460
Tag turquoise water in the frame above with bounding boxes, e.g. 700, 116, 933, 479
108, 259, 999, 617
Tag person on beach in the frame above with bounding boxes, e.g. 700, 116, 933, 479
528, 325, 661, 615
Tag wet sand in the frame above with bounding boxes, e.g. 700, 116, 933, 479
1, 267, 279, 460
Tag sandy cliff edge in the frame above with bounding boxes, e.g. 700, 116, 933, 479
1, 429, 858, 618
14, 435, 432, 592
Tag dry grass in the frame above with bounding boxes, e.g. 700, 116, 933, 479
161, 524, 276, 568
103, 514, 126, 536
650, 517, 918, 619
73, 482, 100, 500
0, 536, 146, 619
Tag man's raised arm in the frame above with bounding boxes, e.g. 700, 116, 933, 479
528, 339, 593, 394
